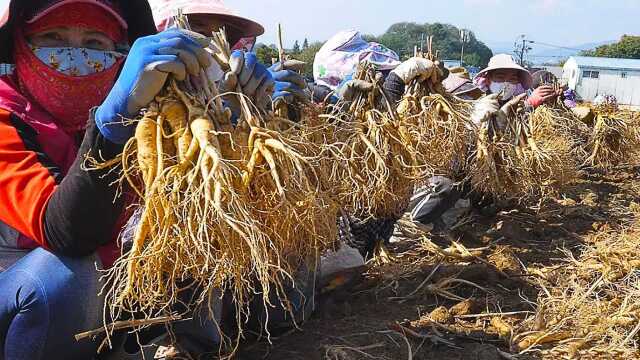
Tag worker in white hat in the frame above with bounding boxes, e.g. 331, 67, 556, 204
474, 54, 533, 99
470, 54, 541, 125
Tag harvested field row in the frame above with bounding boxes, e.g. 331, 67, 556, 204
240, 168, 640, 359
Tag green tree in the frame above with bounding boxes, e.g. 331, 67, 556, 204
292, 40, 301, 54
255, 43, 278, 66
582, 35, 640, 59
291, 41, 324, 78
302, 38, 309, 50
370, 22, 493, 67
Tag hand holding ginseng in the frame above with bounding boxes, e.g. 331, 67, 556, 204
221, 51, 275, 112
269, 59, 309, 104
95, 29, 211, 144
391, 57, 447, 85
471, 94, 501, 125
471, 93, 526, 129
496, 93, 527, 130
103, 29, 339, 338
526, 85, 561, 108
337, 79, 375, 101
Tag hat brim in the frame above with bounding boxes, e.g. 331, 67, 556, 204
207, 13, 264, 46
445, 76, 482, 97
27, 0, 128, 29
455, 83, 483, 97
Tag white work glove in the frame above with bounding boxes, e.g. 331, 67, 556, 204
391, 57, 437, 85
471, 94, 500, 126
472, 94, 527, 130
336, 79, 374, 101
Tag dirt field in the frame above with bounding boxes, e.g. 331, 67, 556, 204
239, 168, 640, 360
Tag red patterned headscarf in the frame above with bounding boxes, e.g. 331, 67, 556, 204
13, 2, 126, 134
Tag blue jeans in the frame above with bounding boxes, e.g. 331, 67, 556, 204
0, 248, 317, 359
0, 248, 103, 360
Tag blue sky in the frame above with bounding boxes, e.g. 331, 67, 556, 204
231, 0, 640, 49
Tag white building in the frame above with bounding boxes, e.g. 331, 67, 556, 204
563, 56, 640, 106
443, 60, 462, 68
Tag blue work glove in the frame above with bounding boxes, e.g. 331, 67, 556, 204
96, 29, 211, 144
268, 60, 308, 103
221, 51, 274, 111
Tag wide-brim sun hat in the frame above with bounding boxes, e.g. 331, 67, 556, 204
474, 54, 533, 89
531, 70, 558, 89
448, 66, 471, 80
150, 0, 264, 42
443, 73, 482, 97
0, 0, 157, 63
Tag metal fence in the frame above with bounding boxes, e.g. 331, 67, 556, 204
0, 64, 13, 75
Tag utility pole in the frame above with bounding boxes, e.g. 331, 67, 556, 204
514, 34, 532, 67
420, 33, 425, 54
459, 29, 469, 67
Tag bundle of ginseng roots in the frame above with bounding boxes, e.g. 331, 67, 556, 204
322, 64, 418, 219
469, 100, 580, 200
397, 74, 475, 181
102, 31, 338, 343
586, 106, 640, 170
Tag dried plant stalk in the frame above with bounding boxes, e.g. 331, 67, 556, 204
514, 217, 640, 358
586, 108, 640, 170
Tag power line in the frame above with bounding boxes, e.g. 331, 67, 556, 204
527, 55, 571, 58
527, 40, 585, 52
514, 35, 533, 66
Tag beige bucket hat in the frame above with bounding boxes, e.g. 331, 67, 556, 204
474, 54, 533, 89
150, 0, 264, 41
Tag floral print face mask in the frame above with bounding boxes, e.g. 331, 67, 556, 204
31, 46, 124, 76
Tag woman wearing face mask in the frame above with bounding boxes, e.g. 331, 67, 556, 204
0, 0, 274, 358
469, 54, 536, 126
474, 54, 533, 101
411, 57, 532, 229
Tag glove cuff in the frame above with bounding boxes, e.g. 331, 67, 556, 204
94, 106, 134, 145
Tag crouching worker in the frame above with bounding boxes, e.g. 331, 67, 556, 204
470, 54, 536, 126
0, 1, 155, 358
0, 0, 274, 358
309, 30, 449, 258
410, 56, 534, 228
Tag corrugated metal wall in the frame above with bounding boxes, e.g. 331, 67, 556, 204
577, 69, 640, 106
0, 64, 13, 75
564, 61, 640, 106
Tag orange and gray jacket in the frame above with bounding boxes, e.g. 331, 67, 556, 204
0, 0, 156, 266
0, 75, 127, 265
